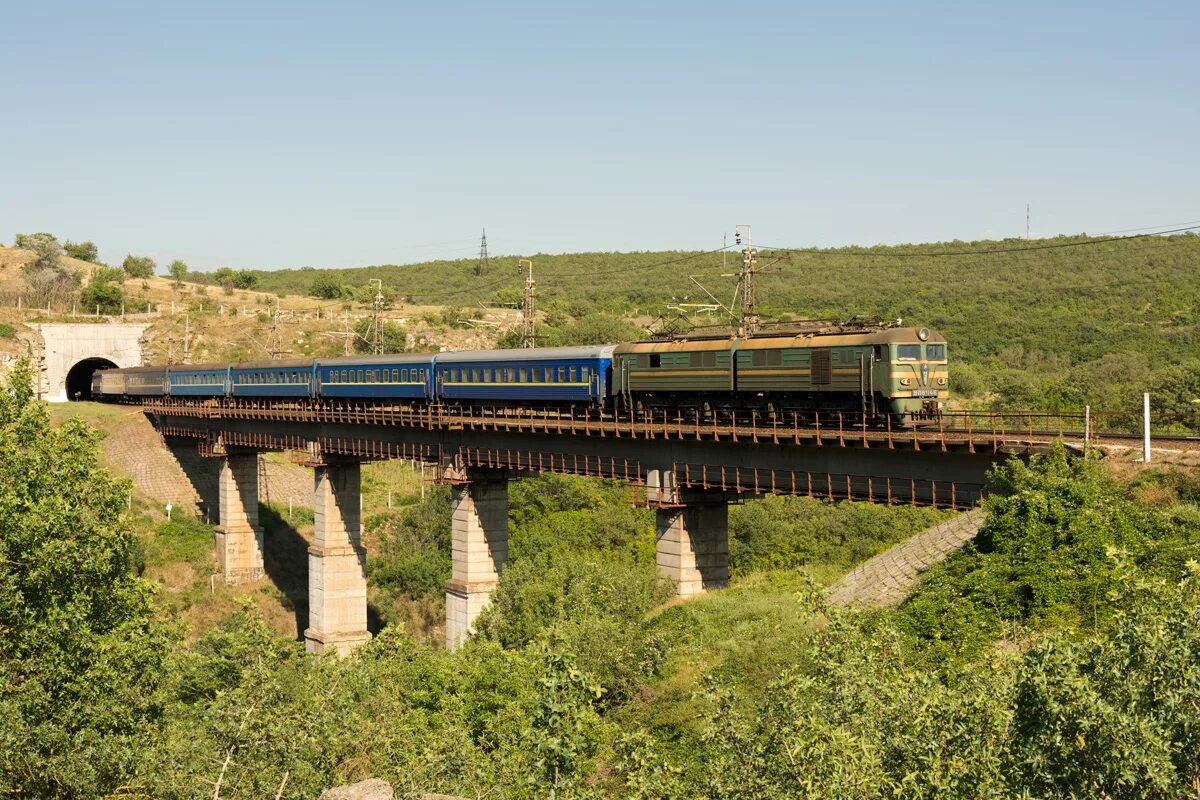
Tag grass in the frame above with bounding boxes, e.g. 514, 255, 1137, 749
623, 570, 825, 745
47, 399, 141, 429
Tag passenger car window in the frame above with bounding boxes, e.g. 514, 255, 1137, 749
926, 344, 946, 361
897, 345, 921, 361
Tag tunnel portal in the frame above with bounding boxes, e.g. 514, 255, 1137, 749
65, 357, 118, 401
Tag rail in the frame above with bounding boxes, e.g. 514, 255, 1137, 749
136, 398, 1200, 454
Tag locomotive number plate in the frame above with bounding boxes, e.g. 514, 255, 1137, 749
910, 389, 939, 397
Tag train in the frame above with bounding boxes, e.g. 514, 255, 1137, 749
92, 324, 948, 423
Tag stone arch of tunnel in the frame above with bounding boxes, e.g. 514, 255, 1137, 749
65, 357, 118, 401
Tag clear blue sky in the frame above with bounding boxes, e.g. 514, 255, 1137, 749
2, 0, 1197, 271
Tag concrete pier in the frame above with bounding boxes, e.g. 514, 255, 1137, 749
215, 452, 265, 583
305, 461, 371, 656
445, 470, 508, 650
655, 490, 730, 596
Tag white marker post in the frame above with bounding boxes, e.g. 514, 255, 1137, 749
1143, 393, 1151, 464
1084, 405, 1091, 452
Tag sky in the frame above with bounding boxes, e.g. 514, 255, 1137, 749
1, 0, 1197, 271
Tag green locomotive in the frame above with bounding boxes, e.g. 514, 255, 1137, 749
612, 323, 947, 422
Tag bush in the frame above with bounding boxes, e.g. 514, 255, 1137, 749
81, 277, 124, 315
309, 274, 345, 299
121, 254, 155, 279
729, 495, 950, 577
0, 323, 15, 339
352, 318, 406, 353
897, 443, 1182, 667
368, 486, 452, 600
63, 240, 99, 263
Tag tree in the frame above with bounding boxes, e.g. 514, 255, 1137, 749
81, 276, 124, 315
121, 254, 155, 279
15, 232, 79, 308
15, 232, 63, 272
0, 360, 177, 796
309, 274, 345, 299
167, 259, 188, 287
63, 240, 99, 263
213, 266, 236, 293
232, 270, 258, 290
353, 318, 406, 353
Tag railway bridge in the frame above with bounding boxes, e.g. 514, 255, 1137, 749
140, 400, 1109, 653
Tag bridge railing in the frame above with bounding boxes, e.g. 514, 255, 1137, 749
137, 397, 1199, 452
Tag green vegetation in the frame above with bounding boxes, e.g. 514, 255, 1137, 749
0, 322, 15, 339
63, 239, 99, 263
14, 231, 79, 307
353, 318, 407, 353
168, 259, 189, 286
207, 234, 1200, 414
897, 444, 1200, 669
7, 356, 1200, 797
214, 266, 259, 291
121, 254, 156, 279
80, 266, 125, 314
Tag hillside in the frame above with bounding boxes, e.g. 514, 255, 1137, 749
215, 232, 1200, 416
6, 231, 1200, 416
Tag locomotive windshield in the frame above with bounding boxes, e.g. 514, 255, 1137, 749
926, 344, 946, 361
896, 345, 921, 361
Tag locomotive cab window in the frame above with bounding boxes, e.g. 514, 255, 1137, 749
926, 344, 946, 361
896, 345, 921, 361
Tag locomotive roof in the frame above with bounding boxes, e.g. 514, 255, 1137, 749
739, 326, 946, 349
617, 327, 945, 352
614, 338, 733, 354
435, 345, 617, 363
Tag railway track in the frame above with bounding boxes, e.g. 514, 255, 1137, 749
134, 399, 1200, 454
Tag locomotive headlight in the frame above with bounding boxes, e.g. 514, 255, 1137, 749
917, 328, 929, 341
900, 378, 912, 386
937, 377, 947, 386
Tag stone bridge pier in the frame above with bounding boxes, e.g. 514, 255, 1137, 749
648, 469, 731, 596
445, 469, 509, 650
213, 448, 371, 657
306, 460, 371, 656
209, 454, 736, 654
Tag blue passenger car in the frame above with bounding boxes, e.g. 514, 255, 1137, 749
168, 363, 230, 397
315, 354, 435, 400
434, 345, 615, 406
229, 358, 315, 399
